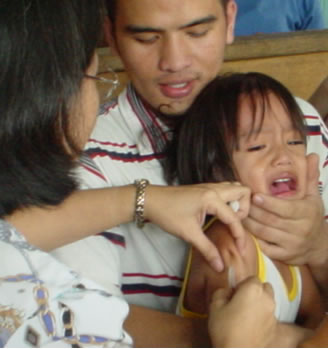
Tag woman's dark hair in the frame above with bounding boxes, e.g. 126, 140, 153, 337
164, 72, 307, 185
0, 0, 105, 217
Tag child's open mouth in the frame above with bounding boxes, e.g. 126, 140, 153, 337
270, 177, 297, 196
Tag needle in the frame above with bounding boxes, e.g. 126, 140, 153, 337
228, 200, 240, 212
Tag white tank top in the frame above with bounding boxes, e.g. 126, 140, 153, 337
253, 237, 302, 322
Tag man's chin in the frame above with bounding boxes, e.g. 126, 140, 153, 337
158, 101, 191, 116
138, 89, 193, 116
156, 108, 186, 127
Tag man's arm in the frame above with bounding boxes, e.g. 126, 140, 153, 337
126, 277, 280, 348
298, 265, 326, 329
272, 323, 313, 348
299, 315, 328, 348
124, 305, 210, 348
208, 278, 278, 348
309, 242, 328, 303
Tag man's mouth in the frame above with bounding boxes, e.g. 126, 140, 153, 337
270, 177, 297, 196
159, 80, 195, 99
169, 82, 188, 88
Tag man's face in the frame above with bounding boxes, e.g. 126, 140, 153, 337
110, 0, 236, 115
232, 93, 307, 200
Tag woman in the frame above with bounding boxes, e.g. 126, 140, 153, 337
1, 0, 251, 274
0, 1, 277, 347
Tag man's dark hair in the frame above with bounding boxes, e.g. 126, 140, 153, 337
164, 72, 307, 185
0, 0, 105, 217
106, 0, 229, 23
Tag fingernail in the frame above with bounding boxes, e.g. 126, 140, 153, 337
211, 257, 224, 273
253, 194, 264, 205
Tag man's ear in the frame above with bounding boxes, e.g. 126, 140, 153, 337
103, 16, 119, 55
225, 0, 237, 45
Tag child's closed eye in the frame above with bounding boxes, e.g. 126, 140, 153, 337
247, 144, 266, 152
287, 140, 304, 146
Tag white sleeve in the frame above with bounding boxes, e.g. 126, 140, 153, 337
295, 97, 328, 218
1, 223, 132, 348
77, 153, 110, 190
52, 235, 123, 297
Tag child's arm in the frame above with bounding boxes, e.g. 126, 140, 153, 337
183, 220, 256, 315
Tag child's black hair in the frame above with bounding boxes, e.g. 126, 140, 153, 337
164, 72, 306, 185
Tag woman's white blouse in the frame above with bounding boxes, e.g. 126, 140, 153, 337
0, 219, 132, 348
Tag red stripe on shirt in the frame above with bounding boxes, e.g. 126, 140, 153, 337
81, 163, 107, 182
89, 139, 137, 149
123, 273, 183, 281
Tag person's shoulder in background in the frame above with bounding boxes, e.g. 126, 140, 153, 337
234, 0, 326, 37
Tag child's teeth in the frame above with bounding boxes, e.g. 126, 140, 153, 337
274, 178, 290, 183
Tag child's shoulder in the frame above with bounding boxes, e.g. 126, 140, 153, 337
204, 219, 258, 283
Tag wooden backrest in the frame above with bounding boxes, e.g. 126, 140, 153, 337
96, 29, 328, 101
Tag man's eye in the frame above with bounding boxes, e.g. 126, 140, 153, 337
134, 35, 158, 44
187, 29, 209, 38
247, 145, 266, 152
288, 140, 304, 145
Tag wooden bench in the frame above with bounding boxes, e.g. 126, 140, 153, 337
96, 29, 328, 102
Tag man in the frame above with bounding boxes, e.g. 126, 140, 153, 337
53, 0, 328, 346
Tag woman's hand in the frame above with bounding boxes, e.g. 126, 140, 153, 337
208, 277, 277, 348
144, 182, 251, 272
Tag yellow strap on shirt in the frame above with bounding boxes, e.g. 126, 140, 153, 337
251, 235, 299, 301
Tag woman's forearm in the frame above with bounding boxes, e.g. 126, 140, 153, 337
6, 186, 136, 251
6, 182, 251, 274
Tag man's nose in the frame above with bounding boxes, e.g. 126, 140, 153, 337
159, 35, 192, 73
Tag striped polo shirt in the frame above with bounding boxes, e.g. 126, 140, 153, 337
52, 84, 328, 313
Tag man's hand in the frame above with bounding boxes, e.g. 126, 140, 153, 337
244, 153, 327, 267
208, 277, 277, 348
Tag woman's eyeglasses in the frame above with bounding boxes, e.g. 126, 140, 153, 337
85, 66, 119, 103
